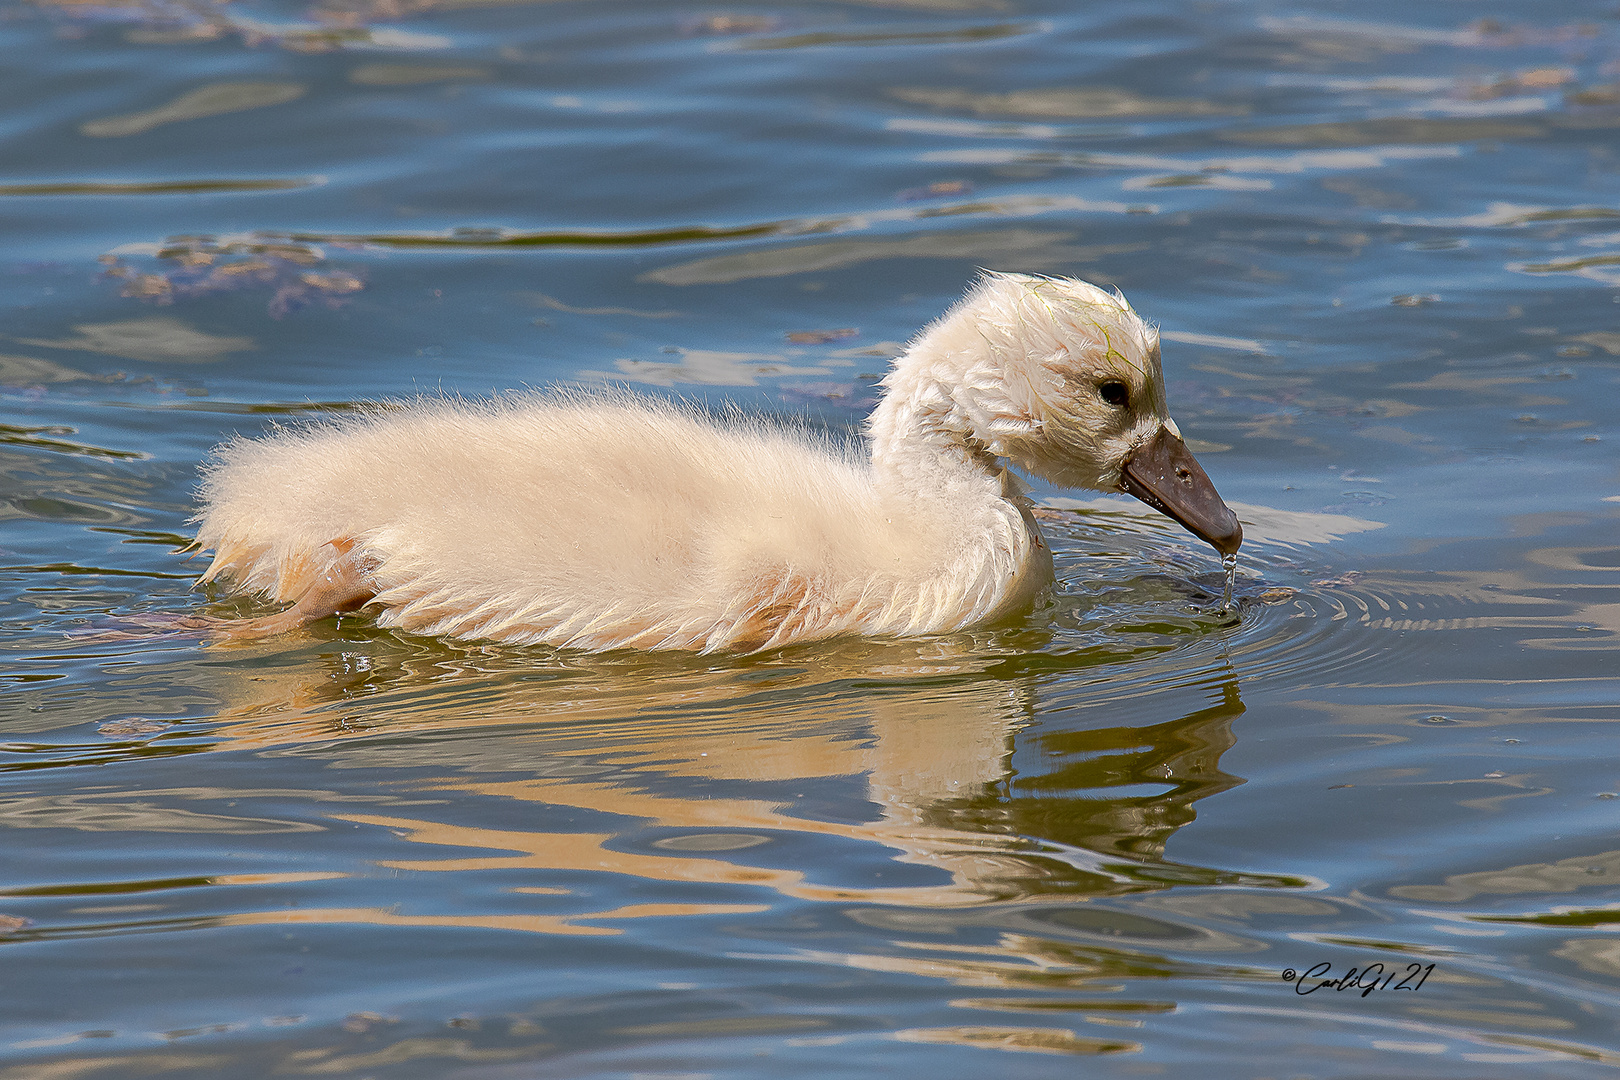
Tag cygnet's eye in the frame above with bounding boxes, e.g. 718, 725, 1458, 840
1098, 381, 1130, 408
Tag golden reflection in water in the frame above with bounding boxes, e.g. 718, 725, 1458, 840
181, 633, 1250, 937
1392, 849, 1620, 903
219, 901, 768, 938
889, 85, 1247, 119
894, 1023, 1139, 1055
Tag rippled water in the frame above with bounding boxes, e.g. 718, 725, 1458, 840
4, 0, 1620, 1075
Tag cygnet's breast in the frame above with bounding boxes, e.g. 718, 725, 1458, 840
989, 485, 1056, 621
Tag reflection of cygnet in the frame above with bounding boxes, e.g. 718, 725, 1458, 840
191, 272, 1240, 652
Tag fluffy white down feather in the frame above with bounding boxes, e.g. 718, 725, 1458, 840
195, 394, 1043, 651
192, 271, 1205, 652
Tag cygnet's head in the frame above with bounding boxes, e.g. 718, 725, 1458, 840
908, 271, 1242, 555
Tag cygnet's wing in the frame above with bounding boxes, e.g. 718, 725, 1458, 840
195, 395, 996, 651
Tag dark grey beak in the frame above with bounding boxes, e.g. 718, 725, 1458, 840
1119, 427, 1243, 556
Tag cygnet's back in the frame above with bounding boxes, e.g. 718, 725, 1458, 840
196, 393, 1035, 652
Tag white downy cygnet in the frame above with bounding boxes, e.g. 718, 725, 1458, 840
191, 271, 1241, 652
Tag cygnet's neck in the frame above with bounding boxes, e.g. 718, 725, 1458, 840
866, 347, 1002, 490
863, 337, 1053, 627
